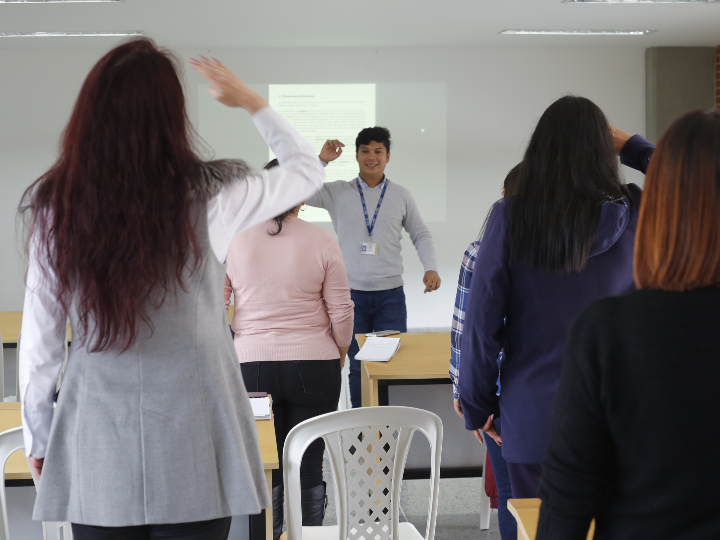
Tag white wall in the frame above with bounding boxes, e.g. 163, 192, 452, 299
0, 46, 646, 329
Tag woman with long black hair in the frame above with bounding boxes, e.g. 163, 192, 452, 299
18, 39, 324, 539
538, 109, 720, 540
458, 96, 643, 499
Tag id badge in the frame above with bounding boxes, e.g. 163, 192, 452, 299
361, 242, 378, 256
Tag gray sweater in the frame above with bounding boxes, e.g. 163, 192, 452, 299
307, 178, 437, 291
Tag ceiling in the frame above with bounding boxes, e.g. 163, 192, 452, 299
0, 0, 718, 50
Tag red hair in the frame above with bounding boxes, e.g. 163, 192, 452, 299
20, 38, 202, 352
634, 109, 720, 291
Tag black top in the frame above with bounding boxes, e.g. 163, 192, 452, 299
537, 287, 720, 540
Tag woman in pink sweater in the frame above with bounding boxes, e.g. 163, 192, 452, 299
223, 159, 353, 539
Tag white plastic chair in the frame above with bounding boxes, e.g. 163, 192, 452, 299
283, 406, 442, 540
0, 427, 72, 540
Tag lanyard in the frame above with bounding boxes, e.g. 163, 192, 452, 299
356, 178, 388, 240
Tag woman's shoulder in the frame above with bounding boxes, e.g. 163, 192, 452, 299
283, 216, 336, 242
573, 288, 678, 342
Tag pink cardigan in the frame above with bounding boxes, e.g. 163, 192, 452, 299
224, 216, 354, 362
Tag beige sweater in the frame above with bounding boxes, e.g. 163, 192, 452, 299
224, 216, 354, 362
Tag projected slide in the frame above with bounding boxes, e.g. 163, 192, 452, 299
269, 84, 375, 222
198, 82, 447, 223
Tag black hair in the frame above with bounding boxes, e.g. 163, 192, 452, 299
507, 95, 628, 273
479, 163, 523, 239
263, 159, 296, 236
355, 127, 391, 153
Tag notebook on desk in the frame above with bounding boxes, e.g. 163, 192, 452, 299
248, 393, 273, 420
355, 336, 401, 362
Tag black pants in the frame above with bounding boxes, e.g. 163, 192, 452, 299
72, 517, 232, 540
241, 360, 342, 490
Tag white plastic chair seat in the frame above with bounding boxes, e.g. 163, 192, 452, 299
297, 522, 424, 540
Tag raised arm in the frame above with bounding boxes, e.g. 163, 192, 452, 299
611, 126, 655, 175
321, 232, 354, 364
206, 107, 326, 262
191, 58, 325, 262
307, 140, 345, 210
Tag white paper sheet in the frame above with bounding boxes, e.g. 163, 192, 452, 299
249, 396, 271, 418
355, 336, 401, 362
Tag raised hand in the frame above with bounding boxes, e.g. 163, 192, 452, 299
319, 140, 345, 163
190, 57, 268, 114
610, 126, 633, 155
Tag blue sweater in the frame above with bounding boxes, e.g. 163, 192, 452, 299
458, 135, 655, 464
459, 188, 642, 464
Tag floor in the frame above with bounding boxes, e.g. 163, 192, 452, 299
318, 459, 502, 540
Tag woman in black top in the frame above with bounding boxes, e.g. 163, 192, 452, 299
537, 109, 720, 539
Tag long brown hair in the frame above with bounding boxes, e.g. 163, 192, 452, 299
634, 109, 720, 291
19, 38, 203, 352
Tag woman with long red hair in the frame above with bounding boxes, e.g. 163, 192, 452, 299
18, 38, 324, 539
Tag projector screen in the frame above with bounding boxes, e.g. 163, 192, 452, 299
198, 82, 447, 223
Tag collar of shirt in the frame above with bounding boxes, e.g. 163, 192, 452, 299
356, 175, 388, 190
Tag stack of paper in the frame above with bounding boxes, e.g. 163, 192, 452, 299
355, 336, 401, 362
249, 396, 272, 420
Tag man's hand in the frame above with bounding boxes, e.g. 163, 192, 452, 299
423, 271, 441, 293
28, 456, 44, 481
453, 398, 464, 419
319, 140, 345, 163
480, 414, 502, 446
610, 126, 633, 155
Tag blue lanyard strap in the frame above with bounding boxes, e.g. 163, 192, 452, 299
356, 178, 388, 240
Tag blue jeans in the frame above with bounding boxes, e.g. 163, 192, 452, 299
348, 287, 408, 408
483, 418, 516, 540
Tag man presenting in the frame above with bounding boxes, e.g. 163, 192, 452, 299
309, 127, 441, 408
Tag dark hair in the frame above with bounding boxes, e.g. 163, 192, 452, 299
507, 96, 628, 273
19, 38, 203, 353
635, 109, 720, 290
263, 158, 296, 236
479, 163, 523, 239
355, 127, 391, 153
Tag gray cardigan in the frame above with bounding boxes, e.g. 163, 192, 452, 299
33, 181, 271, 526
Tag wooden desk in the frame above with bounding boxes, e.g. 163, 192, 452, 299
508, 498, 595, 540
358, 332, 451, 407
0, 309, 231, 348
0, 312, 23, 347
0, 404, 278, 540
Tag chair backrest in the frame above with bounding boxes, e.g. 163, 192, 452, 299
0, 427, 25, 540
283, 407, 442, 540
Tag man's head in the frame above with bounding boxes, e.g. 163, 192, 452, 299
355, 127, 391, 178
